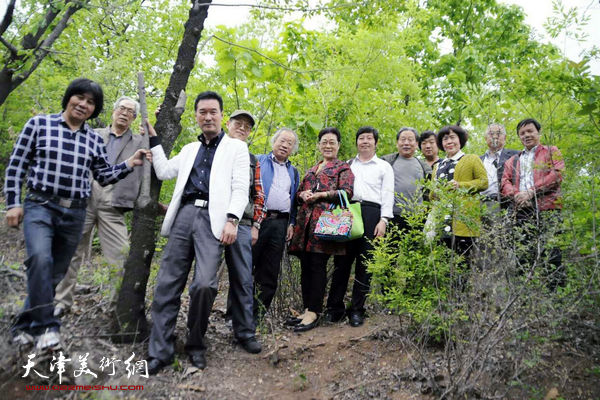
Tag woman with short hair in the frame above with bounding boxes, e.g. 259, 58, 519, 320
433, 125, 488, 259
288, 127, 354, 332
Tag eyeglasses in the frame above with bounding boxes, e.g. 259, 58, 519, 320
319, 140, 338, 146
231, 119, 253, 132
116, 105, 136, 117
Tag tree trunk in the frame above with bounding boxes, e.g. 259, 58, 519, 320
111, 0, 212, 343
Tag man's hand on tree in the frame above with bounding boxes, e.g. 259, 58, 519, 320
127, 149, 152, 168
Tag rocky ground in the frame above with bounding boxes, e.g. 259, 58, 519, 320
0, 217, 598, 399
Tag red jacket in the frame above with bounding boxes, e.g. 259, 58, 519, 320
501, 145, 564, 211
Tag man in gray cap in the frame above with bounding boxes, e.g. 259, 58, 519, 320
223, 109, 265, 354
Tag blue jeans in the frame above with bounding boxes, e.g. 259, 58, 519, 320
11, 197, 86, 336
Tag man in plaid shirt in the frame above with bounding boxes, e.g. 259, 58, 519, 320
4, 78, 150, 351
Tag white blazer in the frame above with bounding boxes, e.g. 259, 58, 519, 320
151, 134, 250, 238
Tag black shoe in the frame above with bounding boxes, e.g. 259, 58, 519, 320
294, 318, 319, 333
284, 316, 302, 326
148, 358, 168, 375
349, 312, 364, 327
323, 310, 345, 323
238, 337, 262, 354
189, 352, 207, 369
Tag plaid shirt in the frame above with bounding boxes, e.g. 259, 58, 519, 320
253, 160, 266, 224
5, 113, 132, 208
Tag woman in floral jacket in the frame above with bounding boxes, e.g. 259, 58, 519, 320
288, 127, 354, 332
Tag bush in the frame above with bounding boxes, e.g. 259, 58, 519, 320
368, 179, 600, 398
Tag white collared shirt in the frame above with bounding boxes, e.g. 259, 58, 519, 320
481, 149, 501, 196
449, 150, 465, 161
350, 154, 394, 219
519, 146, 536, 192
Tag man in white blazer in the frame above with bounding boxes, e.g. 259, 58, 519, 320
145, 91, 250, 374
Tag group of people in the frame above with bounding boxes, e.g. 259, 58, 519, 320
4, 78, 564, 376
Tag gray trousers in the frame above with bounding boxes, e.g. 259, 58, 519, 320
149, 205, 223, 362
55, 185, 128, 309
224, 224, 255, 340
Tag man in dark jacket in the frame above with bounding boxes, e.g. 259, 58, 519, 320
480, 123, 518, 208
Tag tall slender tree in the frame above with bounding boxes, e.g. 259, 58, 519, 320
112, 0, 212, 342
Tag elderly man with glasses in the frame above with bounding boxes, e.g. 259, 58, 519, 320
54, 96, 146, 317
480, 123, 518, 209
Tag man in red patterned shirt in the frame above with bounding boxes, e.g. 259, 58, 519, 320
501, 118, 565, 288
223, 110, 265, 353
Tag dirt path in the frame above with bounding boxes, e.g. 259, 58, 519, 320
1, 220, 598, 400
0, 221, 428, 399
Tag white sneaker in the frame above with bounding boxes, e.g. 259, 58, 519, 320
12, 331, 34, 346
53, 304, 67, 318
35, 329, 61, 351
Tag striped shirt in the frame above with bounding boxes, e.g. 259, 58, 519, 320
5, 113, 132, 208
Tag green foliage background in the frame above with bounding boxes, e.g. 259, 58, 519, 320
1, 0, 599, 257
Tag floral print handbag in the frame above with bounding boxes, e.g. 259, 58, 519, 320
314, 190, 364, 241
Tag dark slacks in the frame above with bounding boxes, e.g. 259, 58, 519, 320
252, 216, 287, 319
149, 205, 223, 363
12, 198, 85, 336
328, 202, 381, 315
514, 207, 564, 288
391, 212, 426, 236
391, 214, 410, 232
224, 224, 255, 340
443, 236, 474, 260
300, 252, 331, 314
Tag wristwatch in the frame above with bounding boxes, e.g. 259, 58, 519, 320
252, 222, 261, 230
381, 217, 389, 226
227, 217, 239, 227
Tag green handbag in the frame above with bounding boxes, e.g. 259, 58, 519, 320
340, 190, 364, 240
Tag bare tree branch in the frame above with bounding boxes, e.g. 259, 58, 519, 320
0, 0, 16, 37
175, 1, 369, 12
0, 36, 18, 57
15, 2, 85, 85
21, 1, 63, 50
213, 34, 340, 75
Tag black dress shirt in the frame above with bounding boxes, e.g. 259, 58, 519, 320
182, 131, 224, 201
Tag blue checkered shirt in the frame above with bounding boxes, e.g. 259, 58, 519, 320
4, 113, 132, 208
